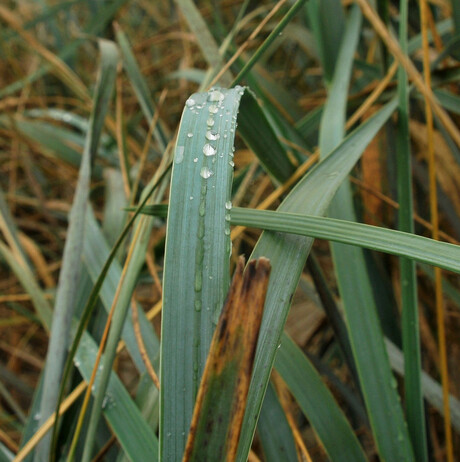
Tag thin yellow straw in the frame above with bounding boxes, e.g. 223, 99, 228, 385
420, 1, 453, 460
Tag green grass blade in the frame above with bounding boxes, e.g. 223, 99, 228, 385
318, 6, 414, 459
257, 382, 298, 462
175, 0, 233, 87
72, 327, 158, 461
55, 165, 169, 461
304, 0, 346, 84
317, 5, 414, 459
237, 89, 296, 183
115, 25, 167, 151
386, 339, 460, 432
236, 98, 398, 461
397, 2, 427, 460
136, 205, 460, 274
36, 39, 119, 461
229, 208, 460, 274
276, 333, 367, 461
160, 87, 242, 460
84, 208, 160, 372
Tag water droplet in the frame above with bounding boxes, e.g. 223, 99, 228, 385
229, 160, 235, 167
207, 117, 215, 127
187, 132, 193, 138
208, 89, 225, 102
203, 144, 216, 156
167, 432, 172, 438
225, 213, 231, 221
225, 201, 232, 210
189, 196, 194, 200
193, 157, 198, 163
200, 166, 213, 179
224, 228, 230, 235
175, 146, 184, 164
205, 130, 220, 141
186, 98, 195, 108
208, 104, 219, 114
199, 201, 205, 216
195, 272, 202, 292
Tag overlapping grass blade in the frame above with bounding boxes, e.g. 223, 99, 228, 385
115, 25, 167, 151
276, 333, 367, 461
236, 98, 399, 460
36, 39, 119, 461
397, 1, 427, 459
137, 204, 460, 274
230, 208, 460, 273
84, 208, 160, 372
175, 0, 233, 88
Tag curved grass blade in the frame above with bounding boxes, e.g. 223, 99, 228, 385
115, 25, 167, 151
160, 85, 294, 460
36, 39, 119, 462
183, 257, 270, 462
160, 87, 243, 460
276, 333, 367, 461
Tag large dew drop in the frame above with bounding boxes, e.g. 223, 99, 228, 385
208, 104, 219, 114
185, 98, 195, 108
200, 166, 213, 179
203, 144, 217, 157
208, 89, 225, 102
205, 130, 219, 141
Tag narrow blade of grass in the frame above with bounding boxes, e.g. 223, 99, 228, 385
115, 25, 167, 151
397, 1, 427, 459
175, 0, 233, 87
